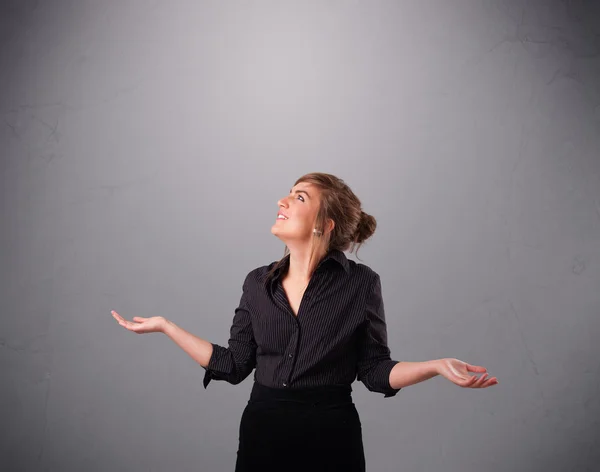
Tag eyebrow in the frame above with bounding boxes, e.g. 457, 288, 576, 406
290, 188, 311, 199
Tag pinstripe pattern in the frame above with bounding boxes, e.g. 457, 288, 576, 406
203, 249, 401, 397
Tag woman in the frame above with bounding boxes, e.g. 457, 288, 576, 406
112, 172, 498, 471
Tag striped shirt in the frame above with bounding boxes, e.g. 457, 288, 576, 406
203, 248, 401, 397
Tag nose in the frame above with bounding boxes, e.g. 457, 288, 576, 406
277, 195, 290, 208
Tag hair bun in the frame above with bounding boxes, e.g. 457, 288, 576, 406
355, 210, 376, 243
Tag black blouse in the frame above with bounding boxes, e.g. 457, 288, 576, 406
203, 248, 401, 397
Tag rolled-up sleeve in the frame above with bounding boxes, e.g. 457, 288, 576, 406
203, 273, 257, 388
356, 272, 401, 398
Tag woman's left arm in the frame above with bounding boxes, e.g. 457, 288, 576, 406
355, 273, 401, 397
388, 360, 439, 389
390, 358, 498, 389
358, 272, 499, 392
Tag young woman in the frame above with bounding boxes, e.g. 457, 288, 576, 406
112, 172, 498, 471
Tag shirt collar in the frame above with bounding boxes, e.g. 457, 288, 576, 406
271, 248, 350, 287
322, 248, 350, 273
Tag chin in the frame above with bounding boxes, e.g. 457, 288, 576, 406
271, 226, 289, 241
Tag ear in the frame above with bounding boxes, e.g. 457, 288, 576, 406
326, 219, 335, 234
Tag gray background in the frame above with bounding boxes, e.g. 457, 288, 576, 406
1, 0, 599, 471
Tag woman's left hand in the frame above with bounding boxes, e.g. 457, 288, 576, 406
436, 358, 498, 388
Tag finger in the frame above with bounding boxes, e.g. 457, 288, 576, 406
111, 310, 125, 322
115, 316, 134, 329
474, 374, 498, 388
122, 321, 140, 332
463, 375, 479, 387
484, 377, 499, 387
115, 316, 129, 327
118, 319, 131, 329
466, 364, 487, 373
132, 316, 147, 322
450, 366, 475, 384
472, 373, 489, 388
455, 374, 475, 387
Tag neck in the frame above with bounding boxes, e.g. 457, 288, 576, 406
285, 244, 328, 282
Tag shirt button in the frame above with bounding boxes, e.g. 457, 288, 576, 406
282, 382, 287, 387
288, 353, 293, 358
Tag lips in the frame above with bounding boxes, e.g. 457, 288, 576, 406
277, 211, 288, 220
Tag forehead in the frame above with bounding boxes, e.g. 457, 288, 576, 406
291, 182, 317, 192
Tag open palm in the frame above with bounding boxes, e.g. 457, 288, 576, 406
111, 310, 166, 334
437, 358, 498, 388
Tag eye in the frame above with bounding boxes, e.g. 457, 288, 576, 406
297, 195, 305, 202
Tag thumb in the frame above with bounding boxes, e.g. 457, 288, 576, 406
466, 363, 487, 373
132, 316, 148, 322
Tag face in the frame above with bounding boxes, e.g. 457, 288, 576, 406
271, 182, 321, 244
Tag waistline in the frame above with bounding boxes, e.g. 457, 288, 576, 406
249, 381, 353, 406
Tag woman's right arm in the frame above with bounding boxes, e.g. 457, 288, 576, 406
168, 272, 257, 387
113, 272, 257, 387
112, 311, 216, 367
200, 272, 257, 387
163, 320, 214, 368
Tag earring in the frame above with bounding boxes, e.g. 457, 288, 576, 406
313, 228, 322, 236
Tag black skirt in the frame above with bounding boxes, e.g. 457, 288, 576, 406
235, 381, 366, 472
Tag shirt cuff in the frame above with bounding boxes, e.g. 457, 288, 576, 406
202, 368, 213, 389
381, 360, 402, 398
202, 343, 228, 389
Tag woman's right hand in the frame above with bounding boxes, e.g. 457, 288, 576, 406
111, 310, 166, 334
